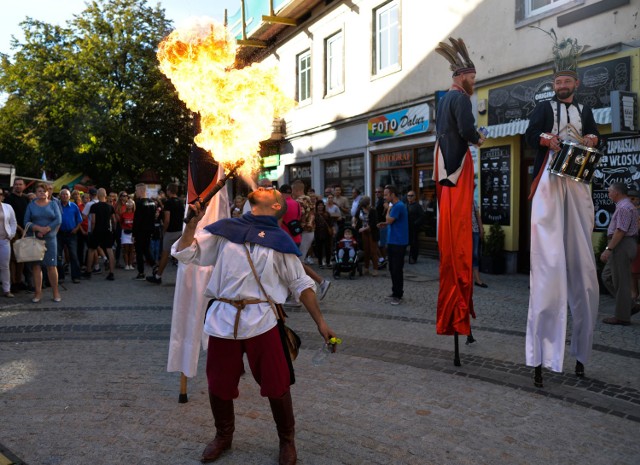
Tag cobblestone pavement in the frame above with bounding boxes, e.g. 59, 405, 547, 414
1, 258, 639, 465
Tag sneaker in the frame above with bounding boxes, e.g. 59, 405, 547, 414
134, 273, 146, 281
81, 271, 92, 280
317, 280, 331, 301
305, 257, 314, 265
284, 297, 301, 308
146, 275, 162, 284
92, 267, 102, 274
106, 273, 115, 281
390, 297, 401, 306
152, 265, 159, 276
72, 278, 80, 284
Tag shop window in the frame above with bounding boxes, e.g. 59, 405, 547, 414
297, 50, 311, 103
515, 0, 583, 26
372, 0, 400, 76
325, 30, 344, 96
323, 155, 364, 197
287, 163, 312, 193
416, 146, 433, 165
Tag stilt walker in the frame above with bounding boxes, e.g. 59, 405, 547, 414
433, 38, 486, 365
524, 30, 599, 387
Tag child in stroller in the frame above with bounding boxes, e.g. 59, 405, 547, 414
333, 227, 362, 279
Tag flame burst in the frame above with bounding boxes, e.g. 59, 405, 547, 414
157, 18, 293, 176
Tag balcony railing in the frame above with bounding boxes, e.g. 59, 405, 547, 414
228, 0, 293, 40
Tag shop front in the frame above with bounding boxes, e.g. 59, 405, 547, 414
368, 102, 438, 252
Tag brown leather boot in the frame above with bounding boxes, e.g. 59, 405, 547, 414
201, 393, 234, 463
269, 391, 297, 465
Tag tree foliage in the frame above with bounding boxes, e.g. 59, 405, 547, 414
0, 0, 194, 190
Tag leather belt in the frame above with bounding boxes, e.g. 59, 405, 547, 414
216, 298, 269, 338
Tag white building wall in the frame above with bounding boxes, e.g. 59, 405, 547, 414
258, 0, 639, 189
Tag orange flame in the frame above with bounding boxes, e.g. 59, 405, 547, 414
157, 18, 294, 176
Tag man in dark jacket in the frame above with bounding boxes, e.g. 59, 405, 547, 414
133, 183, 158, 280
433, 38, 485, 338
406, 191, 424, 264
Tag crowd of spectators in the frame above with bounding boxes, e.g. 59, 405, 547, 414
0, 178, 184, 302
1, 176, 437, 307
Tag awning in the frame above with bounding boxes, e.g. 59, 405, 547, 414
486, 119, 529, 139
51, 172, 85, 193
486, 106, 612, 139
593, 107, 612, 125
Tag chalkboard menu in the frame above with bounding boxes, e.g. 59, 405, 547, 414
488, 57, 631, 125
592, 135, 640, 231
480, 145, 511, 226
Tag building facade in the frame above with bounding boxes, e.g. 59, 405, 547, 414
228, 0, 640, 268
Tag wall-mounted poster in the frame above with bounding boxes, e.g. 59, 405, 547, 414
480, 145, 511, 226
592, 135, 640, 231
488, 57, 631, 125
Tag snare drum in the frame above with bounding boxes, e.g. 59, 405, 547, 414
548, 141, 603, 184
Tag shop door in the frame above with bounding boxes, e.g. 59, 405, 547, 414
519, 144, 535, 273
417, 166, 438, 256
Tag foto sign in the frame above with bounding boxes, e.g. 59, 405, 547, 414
368, 103, 430, 142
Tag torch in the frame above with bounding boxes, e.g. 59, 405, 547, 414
184, 159, 245, 224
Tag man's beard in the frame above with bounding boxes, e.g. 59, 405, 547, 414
556, 88, 575, 100
462, 79, 474, 96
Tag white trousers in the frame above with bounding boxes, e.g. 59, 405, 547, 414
526, 163, 599, 372
299, 231, 314, 258
0, 239, 10, 293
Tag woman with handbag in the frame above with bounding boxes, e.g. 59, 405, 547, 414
24, 182, 62, 303
0, 188, 18, 297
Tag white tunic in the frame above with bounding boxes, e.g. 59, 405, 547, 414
173, 230, 315, 340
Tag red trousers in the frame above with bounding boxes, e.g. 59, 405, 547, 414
436, 151, 475, 335
206, 325, 291, 400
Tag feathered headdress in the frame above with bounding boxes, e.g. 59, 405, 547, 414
532, 27, 588, 79
435, 37, 476, 77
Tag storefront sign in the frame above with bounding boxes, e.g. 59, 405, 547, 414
611, 91, 638, 133
288, 163, 311, 180
592, 135, 640, 231
375, 150, 413, 169
488, 56, 631, 125
368, 104, 430, 142
261, 154, 280, 168
480, 145, 511, 226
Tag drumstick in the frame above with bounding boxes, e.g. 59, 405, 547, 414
565, 123, 585, 145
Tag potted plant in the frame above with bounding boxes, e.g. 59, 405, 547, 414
480, 223, 505, 274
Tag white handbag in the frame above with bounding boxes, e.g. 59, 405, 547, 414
13, 223, 47, 263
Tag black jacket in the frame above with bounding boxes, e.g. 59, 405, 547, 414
525, 98, 599, 179
436, 89, 480, 179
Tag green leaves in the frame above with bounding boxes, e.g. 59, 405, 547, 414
0, 0, 193, 190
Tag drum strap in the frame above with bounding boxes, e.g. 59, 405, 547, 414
555, 100, 583, 137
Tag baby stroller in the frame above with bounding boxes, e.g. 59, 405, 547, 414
332, 226, 363, 279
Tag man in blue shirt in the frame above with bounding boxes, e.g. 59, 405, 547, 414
377, 185, 408, 305
57, 188, 83, 283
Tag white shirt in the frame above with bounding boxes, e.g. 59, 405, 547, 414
83, 199, 97, 232
1, 203, 17, 240
351, 195, 362, 217
172, 231, 315, 339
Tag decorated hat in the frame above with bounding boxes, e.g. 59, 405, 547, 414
534, 27, 588, 79
435, 37, 476, 77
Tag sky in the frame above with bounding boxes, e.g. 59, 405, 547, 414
0, 0, 241, 56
